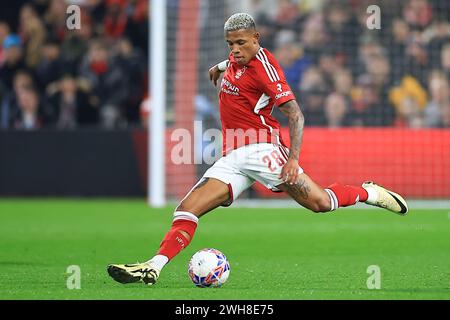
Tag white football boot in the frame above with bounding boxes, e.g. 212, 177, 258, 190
362, 181, 408, 215
107, 262, 160, 285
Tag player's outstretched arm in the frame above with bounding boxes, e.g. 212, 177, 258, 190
208, 60, 229, 87
278, 100, 305, 185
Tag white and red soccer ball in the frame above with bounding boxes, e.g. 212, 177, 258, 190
188, 248, 230, 288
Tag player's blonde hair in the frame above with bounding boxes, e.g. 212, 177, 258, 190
224, 13, 256, 32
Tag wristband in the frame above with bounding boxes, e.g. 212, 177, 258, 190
217, 60, 229, 71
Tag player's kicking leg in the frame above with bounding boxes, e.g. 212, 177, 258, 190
277, 173, 408, 215
360, 181, 408, 214
107, 177, 231, 285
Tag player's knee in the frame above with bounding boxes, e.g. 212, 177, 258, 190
176, 200, 198, 216
310, 197, 332, 213
176, 193, 206, 217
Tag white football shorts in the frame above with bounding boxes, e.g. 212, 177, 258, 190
202, 143, 304, 205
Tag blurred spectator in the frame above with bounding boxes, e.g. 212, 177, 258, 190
325, 92, 350, 128
300, 66, 328, 92
301, 13, 327, 63
195, 94, 220, 129
103, 0, 128, 39
78, 39, 127, 128
35, 39, 65, 91
273, 0, 302, 30
298, 67, 328, 126
274, 33, 311, 90
19, 4, 47, 68
329, 67, 354, 127
333, 68, 353, 96
355, 39, 386, 77
349, 75, 395, 127
0, 34, 26, 91
323, 2, 359, 63
403, 32, 430, 86
12, 87, 43, 130
1, 69, 34, 128
300, 88, 327, 126
389, 75, 428, 127
424, 70, 450, 127
60, 11, 93, 74
45, 74, 98, 129
424, 20, 450, 69
318, 50, 342, 88
389, 18, 411, 82
115, 37, 146, 123
124, 0, 149, 55
403, 0, 433, 30
44, 0, 69, 42
366, 54, 391, 91
253, 14, 277, 51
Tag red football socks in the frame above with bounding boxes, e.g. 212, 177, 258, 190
157, 211, 198, 260
325, 182, 369, 210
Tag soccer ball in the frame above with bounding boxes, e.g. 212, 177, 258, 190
188, 248, 230, 288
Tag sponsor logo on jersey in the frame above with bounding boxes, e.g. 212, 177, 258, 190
275, 91, 292, 100
221, 78, 240, 96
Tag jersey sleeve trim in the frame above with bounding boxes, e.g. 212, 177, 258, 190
255, 49, 280, 83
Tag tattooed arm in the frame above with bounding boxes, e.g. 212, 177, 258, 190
278, 100, 305, 184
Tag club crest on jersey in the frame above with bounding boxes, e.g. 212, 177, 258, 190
235, 66, 247, 79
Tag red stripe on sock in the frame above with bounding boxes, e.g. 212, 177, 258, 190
157, 219, 197, 260
327, 182, 368, 207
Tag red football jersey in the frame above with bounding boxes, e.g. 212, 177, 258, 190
219, 47, 296, 155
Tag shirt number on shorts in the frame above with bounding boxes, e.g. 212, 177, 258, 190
262, 150, 286, 172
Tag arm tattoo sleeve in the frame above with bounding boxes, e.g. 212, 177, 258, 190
289, 178, 311, 199
279, 100, 305, 161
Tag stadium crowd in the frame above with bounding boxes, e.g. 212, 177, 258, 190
0, 0, 148, 129
245, 0, 450, 128
0, 0, 450, 129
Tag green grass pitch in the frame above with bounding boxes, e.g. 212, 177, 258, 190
0, 199, 449, 300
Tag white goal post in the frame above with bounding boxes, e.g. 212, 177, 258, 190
149, 0, 166, 207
